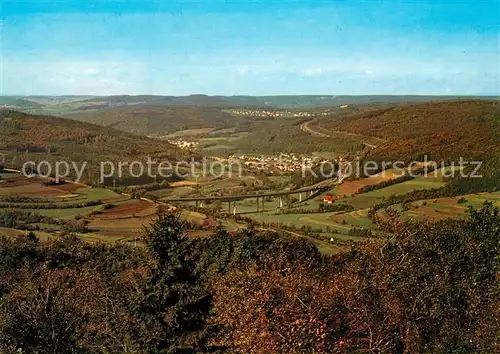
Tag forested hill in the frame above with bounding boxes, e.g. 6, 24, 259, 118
0, 110, 192, 182
320, 100, 500, 162
2, 94, 497, 112
68, 105, 237, 135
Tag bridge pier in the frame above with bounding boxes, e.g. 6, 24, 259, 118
233, 202, 237, 215
163, 187, 329, 210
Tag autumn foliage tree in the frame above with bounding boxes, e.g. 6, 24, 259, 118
0, 213, 215, 353
209, 203, 499, 353
0, 205, 497, 353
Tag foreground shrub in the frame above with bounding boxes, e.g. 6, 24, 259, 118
209, 203, 499, 353
0, 204, 497, 353
0, 213, 215, 353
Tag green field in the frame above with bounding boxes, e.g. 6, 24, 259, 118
199, 131, 250, 153
2, 165, 498, 255
340, 176, 446, 209
202, 144, 234, 152
361, 177, 445, 196
0, 227, 55, 241
22, 205, 104, 219
402, 192, 500, 221
209, 127, 238, 135
241, 174, 453, 234
165, 127, 214, 137
2, 186, 128, 216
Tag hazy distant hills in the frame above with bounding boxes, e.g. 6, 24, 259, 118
2, 94, 498, 114
0, 97, 45, 109
0, 95, 267, 112
0, 99, 498, 183
76, 94, 472, 109
2, 95, 498, 151
253, 95, 499, 108
61, 95, 268, 110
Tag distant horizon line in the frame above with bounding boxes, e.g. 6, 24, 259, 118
2, 94, 499, 98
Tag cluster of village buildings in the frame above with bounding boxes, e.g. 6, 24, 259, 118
223, 109, 314, 118
234, 153, 305, 172
167, 138, 199, 150
221, 153, 329, 173
223, 107, 346, 118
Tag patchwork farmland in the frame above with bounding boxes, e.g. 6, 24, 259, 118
0, 172, 156, 242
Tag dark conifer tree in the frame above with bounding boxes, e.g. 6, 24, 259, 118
137, 212, 214, 353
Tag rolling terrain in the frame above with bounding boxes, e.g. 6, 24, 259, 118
0, 99, 499, 247
315, 100, 500, 162
2, 94, 497, 113
68, 105, 238, 135
0, 110, 192, 184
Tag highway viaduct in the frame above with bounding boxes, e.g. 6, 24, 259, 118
160, 184, 333, 215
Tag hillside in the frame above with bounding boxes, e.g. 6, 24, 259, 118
74, 94, 480, 109
3, 95, 498, 117
0, 110, 191, 184
317, 100, 500, 162
74, 94, 268, 109
0, 95, 270, 116
0, 97, 44, 109
68, 105, 239, 135
254, 95, 497, 108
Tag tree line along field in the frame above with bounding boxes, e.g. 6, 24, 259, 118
2, 160, 498, 254
0, 172, 159, 242
0, 99, 499, 252
0, 98, 498, 352
205, 163, 500, 249
0, 172, 274, 244
0, 169, 369, 251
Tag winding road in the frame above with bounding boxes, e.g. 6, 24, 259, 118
300, 118, 379, 149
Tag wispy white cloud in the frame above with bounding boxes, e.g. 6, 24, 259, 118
301, 68, 323, 77
2, 60, 147, 95
2, 51, 498, 95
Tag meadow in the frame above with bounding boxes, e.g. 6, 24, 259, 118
0, 173, 155, 240
402, 192, 500, 221
3, 162, 497, 256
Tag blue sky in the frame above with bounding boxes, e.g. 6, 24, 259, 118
2, 0, 499, 95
